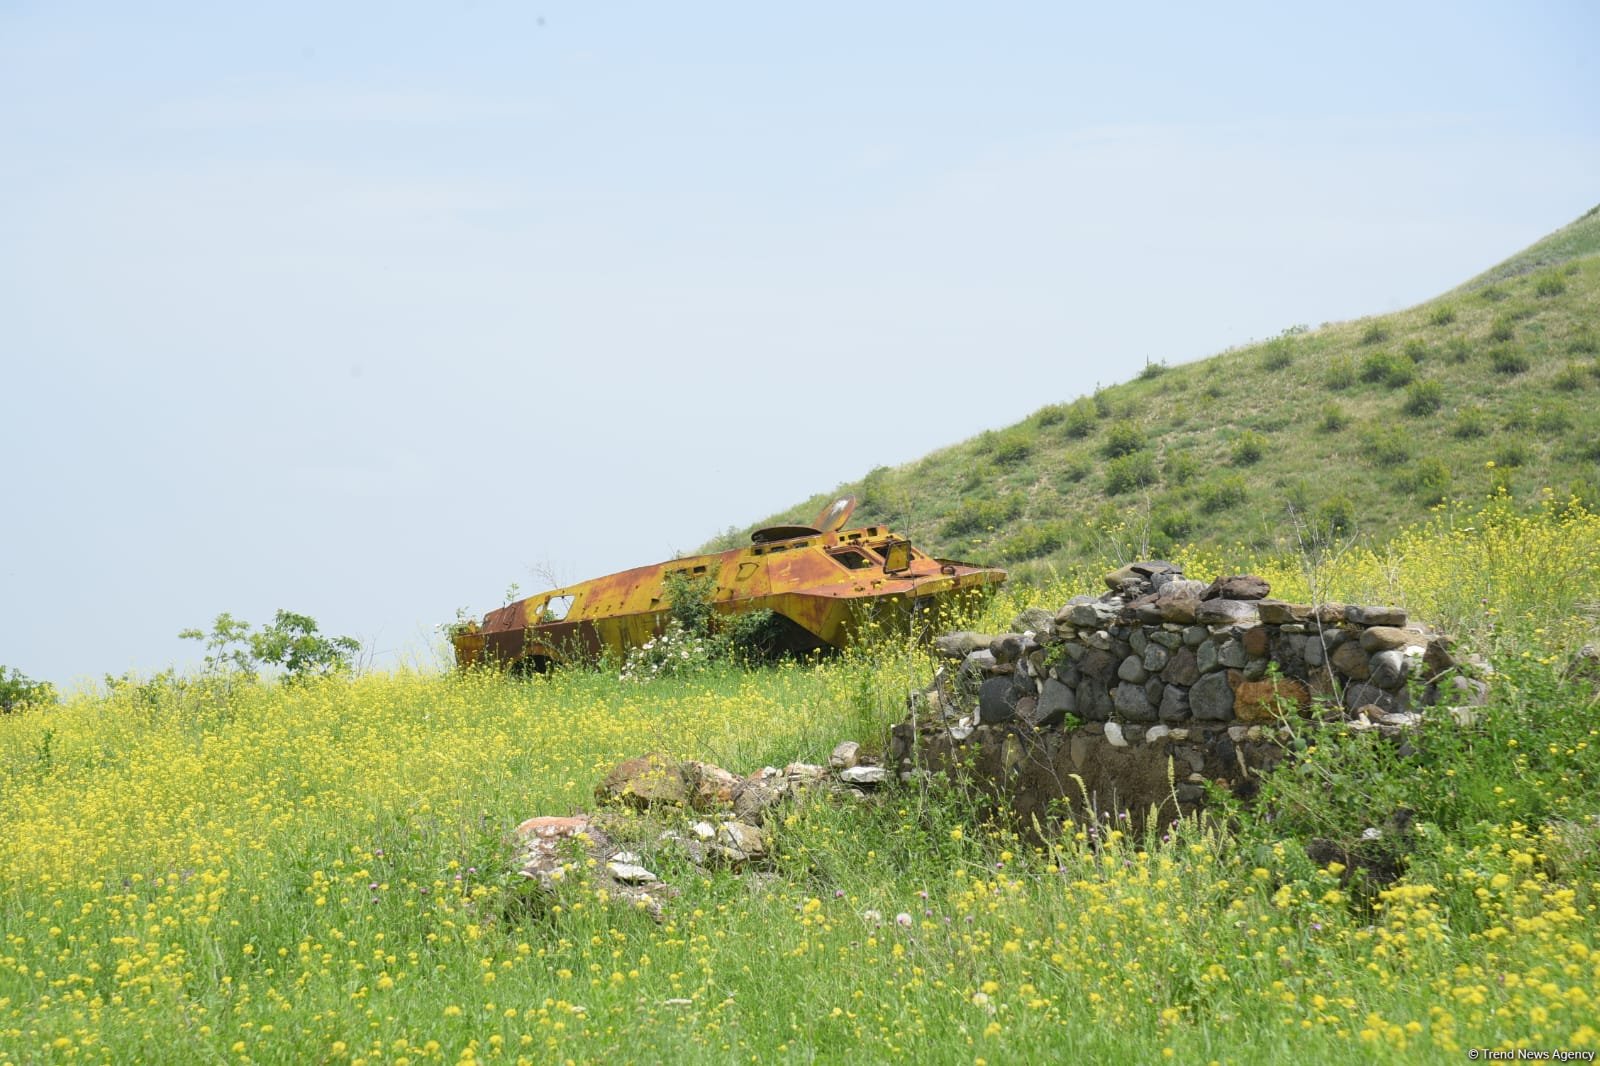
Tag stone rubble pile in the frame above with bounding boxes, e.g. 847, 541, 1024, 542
509, 746, 884, 917
891, 561, 1490, 827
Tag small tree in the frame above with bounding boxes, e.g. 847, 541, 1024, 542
0, 665, 56, 714
181, 610, 361, 682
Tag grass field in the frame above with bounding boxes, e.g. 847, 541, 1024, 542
3, 498, 1598, 1064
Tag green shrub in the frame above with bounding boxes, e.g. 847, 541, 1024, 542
1, 665, 56, 714
1401, 338, 1429, 363
1138, 358, 1168, 380
1101, 422, 1145, 459
1319, 403, 1349, 432
180, 611, 362, 681
1360, 321, 1391, 345
1104, 451, 1159, 495
1324, 357, 1357, 390
1402, 379, 1443, 416
1534, 404, 1573, 434
1199, 475, 1248, 514
1360, 426, 1410, 466
1032, 403, 1067, 427
1404, 457, 1452, 504
939, 493, 1026, 538
994, 521, 1071, 562
1231, 430, 1267, 466
1359, 351, 1414, 387
1057, 460, 1091, 486
1155, 508, 1193, 542
1429, 304, 1457, 326
1061, 397, 1098, 439
1493, 439, 1530, 468
1314, 494, 1356, 533
1568, 329, 1598, 355
1261, 337, 1294, 371
1443, 337, 1472, 364
1534, 271, 1567, 297
1163, 450, 1200, 484
1488, 315, 1516, 343
991, 429, 1033, 466
1479, 284, 1508, 302
1451, 405, 1488, 439
1490, 346, 1529, 375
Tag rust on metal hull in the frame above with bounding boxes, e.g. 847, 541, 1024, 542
453, 497, 1006, 671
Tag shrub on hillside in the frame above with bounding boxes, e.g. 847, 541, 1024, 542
1314, 493, 1356, 534
1404, 457, 1453, 505
1402, 338, 1429, 363
1163, 450, 1200, 485
1359, 426, 1410, 466
939, 493, 1026, 538
1231, 430, 1267, 466
1568, 329, 1598, 355
1198, 475, 1248, 514
1490, 346, 1529, 375
1452, 405, 1488, 439
1493, 439, 1530, 468
1061, 398, 1098, 439
994, 521, 1071, 562
1443, 337, 1473, 364
1534, 271, 1568, 297
1319, 403, 1349, 432
1138, 358, 1167, 380
1488, 315, 1517, 343
1359, 351, 1414, 387
1104, 452, 1158, 495
1402, 379, 1443, 416
991, 428, 1033, 466
1261, 337, 1294, 371
1101, 422, 1145, 459
1360, 321, 1391, 345
1429, 304, 1457, 326
1324, 357, 1357, 390
1534, 404, 1573, 434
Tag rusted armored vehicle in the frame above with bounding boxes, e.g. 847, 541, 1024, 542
451, 496, 1006, 672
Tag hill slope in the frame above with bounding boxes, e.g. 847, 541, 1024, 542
712, 205, 1600, 581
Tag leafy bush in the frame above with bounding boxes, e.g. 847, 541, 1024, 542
1451, 405, 1488, 439
1493, 439, 1530, 468
1534, 404, 1573, 434
1061, 398, 1098, 439
0, 666, 56, 714
1163, 450, 1199, 484
1319, 403, 1349, 432
1489, 346, 1529, 375
1101, 422, 1145, 459
1488, 315, 1516, 343
994, 521, 1071, 562
1261, 337, 1294, 371
1402, 379, 1443, 416
1057, 460, 1091, 486
180, 611, 362, 682
1314, 493, 1356, 533
1534, 271, 1567, 297
939, 493, 1026, 538
1404, 457, 1452, 504
1231, 430, 1267, 466
1138, 358, 1167, 380
1442, 337, 1472, 364
1198, 475, 1248, 514
1359, 321, 1391, 345
1032, 403, 1067, 427
1359, 351, 1414, 387
1479, 284, 1508, 302
1402, 338, 1429, 363
990, 428, 1033, 466
1429, 304, 1457, 326
1155, 507, 1193, 542
1104, 451, 1158, 495
1323, 357, 1357, 390
1359, 426, 1410, 466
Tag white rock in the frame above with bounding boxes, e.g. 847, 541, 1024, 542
840, 765, 888, 786
606, 862, 658, 884
611, 850, 642, 865
1105, 721, 1128, 748
1144, 725, 1171, 743
829, 741, 861, 769
689, 821, 716, 841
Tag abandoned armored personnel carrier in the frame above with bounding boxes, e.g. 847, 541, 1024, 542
451, 496, 1006, 672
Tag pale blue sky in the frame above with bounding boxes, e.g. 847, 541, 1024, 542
4, 2, 1597, 686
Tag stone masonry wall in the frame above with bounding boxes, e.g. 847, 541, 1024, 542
889, 561, 1487, 831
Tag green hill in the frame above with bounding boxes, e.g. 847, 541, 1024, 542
712, 205, 1600, 581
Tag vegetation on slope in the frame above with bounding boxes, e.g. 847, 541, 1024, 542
2, 502, 1598, 1063
713, 206, 1600, 585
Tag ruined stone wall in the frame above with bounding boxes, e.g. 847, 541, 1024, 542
889, 562, 1485, 830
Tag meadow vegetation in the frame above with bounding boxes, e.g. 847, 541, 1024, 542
3, 497, 1598, 1064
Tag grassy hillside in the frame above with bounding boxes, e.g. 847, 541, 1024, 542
714, 206, 1600, 582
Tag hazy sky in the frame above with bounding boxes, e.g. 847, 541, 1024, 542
4, 2, 1597, 687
